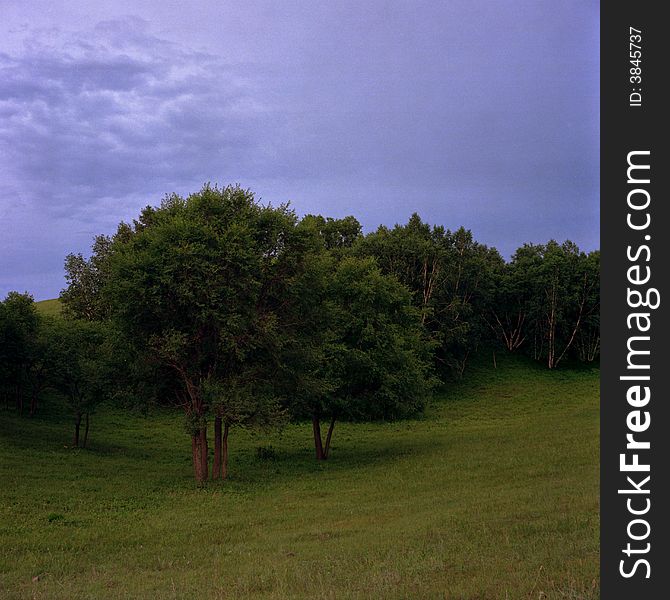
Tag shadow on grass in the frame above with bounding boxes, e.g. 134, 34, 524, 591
208, 426, 453, 490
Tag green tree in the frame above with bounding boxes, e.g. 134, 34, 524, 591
511, 241, 599, 369
48, 318, 109, 447
60, 235, 113, 321
24, 315, 59, 416
575, 251, 600, 363
357, 215, 502, 377
0, 292, 39, 413
98, 184, 310, 482
485, 259, 534, 354
283, 251, 434, 460
299, 214, 362, 254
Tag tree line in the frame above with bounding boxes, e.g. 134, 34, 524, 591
1, 185, 599, 482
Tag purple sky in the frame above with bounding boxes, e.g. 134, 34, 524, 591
0, 1, 599, 300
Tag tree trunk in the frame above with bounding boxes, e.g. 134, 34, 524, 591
199, 425, 209, 482
323, 416, 336, 459
29, 390, 38, 417
74, 413, 82, 448
82, 412, 90, 448
192, 434, 202, 481
16, 382, 23, 415
312, 415, 325, 460
191, 426, 209, 483
457, 350, 470, 378
221, 422, 229, 480
213, 415, 222, 479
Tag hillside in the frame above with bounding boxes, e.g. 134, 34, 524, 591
0, 354, 599, 599
34, 298, 62, 316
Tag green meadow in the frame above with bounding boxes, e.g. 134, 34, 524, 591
0, 352, 599, 599
34, 299, 62, 317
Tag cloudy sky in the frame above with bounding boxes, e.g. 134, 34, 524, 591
0, 1, 599, 300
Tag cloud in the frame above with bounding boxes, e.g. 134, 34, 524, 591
0, 5, 599, 300
0, 16, 282, 219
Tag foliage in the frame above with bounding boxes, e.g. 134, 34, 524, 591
98, 184, 312, 481
46, 318, 111, 447
299, 214, 362, 253
356, 215, 599, 372
276, 218, 435, 459
60, 235, 113, 321
1, 292, 114, 443
0, 292, 39, 414
323, 256, 434, 422
502, 241, 600, 368
356, 214, 504, 376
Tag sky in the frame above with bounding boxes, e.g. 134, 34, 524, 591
0, 0, 599, 300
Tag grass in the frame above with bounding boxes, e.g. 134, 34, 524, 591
34, 299, 62, 317
0, 353, 599, 599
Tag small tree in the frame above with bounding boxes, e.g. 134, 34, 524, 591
48, 319, 109, 447
576, 251, 600, 363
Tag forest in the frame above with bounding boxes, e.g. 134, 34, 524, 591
1, 184, 600, 484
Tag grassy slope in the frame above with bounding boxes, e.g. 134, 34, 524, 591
34, 299, 62, 316
0, 354, 599, 599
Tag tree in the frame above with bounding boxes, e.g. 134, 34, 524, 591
283, 251, 435, 460
60, 235, 113, 321
299, 214, 362, 254
97, 184, 310, 482
511, 241, 599, 369
485, 259, 534, 353
556, 247, 600, 366
357, 215, 502, 377
0, 292, 39, 413
572, 250, 600, 364
24, 316, 59, 416
48, 318, 109, 447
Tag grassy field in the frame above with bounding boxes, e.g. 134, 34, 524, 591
34, 299, 62, 316
0, 353, 599, 599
